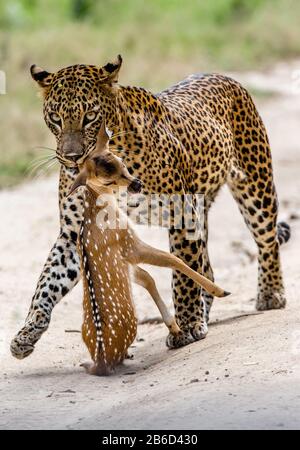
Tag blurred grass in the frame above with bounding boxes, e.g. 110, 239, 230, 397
1, 0, 300, 187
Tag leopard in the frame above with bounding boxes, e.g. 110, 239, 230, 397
11, 55, 290, 359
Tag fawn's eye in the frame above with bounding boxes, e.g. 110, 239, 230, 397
94, 157, 116, 175
83, 111, 97, 127
49, 112, 61, 125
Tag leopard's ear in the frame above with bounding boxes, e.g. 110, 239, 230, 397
30, 65, 54, 88
98, 55, 122, 85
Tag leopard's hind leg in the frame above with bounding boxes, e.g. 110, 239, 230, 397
227, 83, 290, 310
228, 168, 289, 310
227, 123, 290, 310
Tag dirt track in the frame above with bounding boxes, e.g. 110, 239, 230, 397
0, 63, 300, 430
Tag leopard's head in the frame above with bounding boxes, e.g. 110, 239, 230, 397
31, 56, 122, 168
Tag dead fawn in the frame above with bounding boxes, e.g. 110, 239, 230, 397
70, 122, 230, 376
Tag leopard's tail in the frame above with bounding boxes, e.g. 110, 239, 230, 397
277, 221, 291, 245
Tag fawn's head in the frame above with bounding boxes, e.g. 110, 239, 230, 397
69, 121, 142, 195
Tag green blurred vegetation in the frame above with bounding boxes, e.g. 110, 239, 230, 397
0, 0, 300, 187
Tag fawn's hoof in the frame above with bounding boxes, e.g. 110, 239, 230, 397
166, 330, 194, 349
80, 361, 112, 376
10, 336, 35, 359
256, 291, 286, 311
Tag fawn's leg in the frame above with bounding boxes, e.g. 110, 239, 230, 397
80, 361, 112, 376
132, 265, 181, 335
133, 242, 227, 298
132, 237, 229, 348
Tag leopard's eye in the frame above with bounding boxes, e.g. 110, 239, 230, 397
86, 111, 96, 121
49, 112, 61, 124
83, 111, 97, 128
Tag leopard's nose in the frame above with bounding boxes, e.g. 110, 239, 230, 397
61, 131, 84, 162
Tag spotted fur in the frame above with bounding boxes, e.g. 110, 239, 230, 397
11, 56, 290, 358
79, 188, 137, 376
76, 131, 231, 375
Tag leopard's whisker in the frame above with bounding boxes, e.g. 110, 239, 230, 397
110, 130, 135, 139
26, 155, 54, 173
108, 145, 125, 151
27, 154, 54, 166
27, 159, 50, 172
31, 158, 58, 180
107, 145, 128, 155
27, 155, 57, 178
33, 146, 57, 152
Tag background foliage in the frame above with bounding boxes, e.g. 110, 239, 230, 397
1, 0, 300, 187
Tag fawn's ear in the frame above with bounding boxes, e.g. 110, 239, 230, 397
30, 65, 54, 89
98, 55, 122, 85
90, 120, 110, 158
96, 120, 110, 152
69, 168, 88, 196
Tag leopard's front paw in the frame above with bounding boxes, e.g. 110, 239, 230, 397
166, 329, 194, 349
10, 320, 48, 360
256, 291, 286, 311
10, 334, 35, 359
190, 321, 208, 341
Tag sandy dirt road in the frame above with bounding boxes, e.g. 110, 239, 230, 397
0, 63, 300, 430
